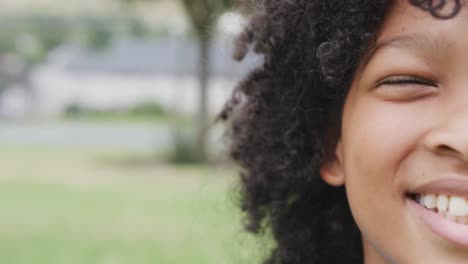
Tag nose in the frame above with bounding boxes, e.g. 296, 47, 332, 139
424, 109, 468, 163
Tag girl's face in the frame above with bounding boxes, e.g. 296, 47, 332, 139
324, 0, 468, 263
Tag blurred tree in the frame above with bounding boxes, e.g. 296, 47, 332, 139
0, 14, 150, 108
120, 0, 234, 162
181, 0, 233, 162
0, 15, 70, 105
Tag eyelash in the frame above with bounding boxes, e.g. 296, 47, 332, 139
378, 76, 436, 87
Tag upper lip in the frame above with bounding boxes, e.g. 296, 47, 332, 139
410, 179, 468, 198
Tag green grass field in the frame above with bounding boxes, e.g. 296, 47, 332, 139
0, 146, 270, 264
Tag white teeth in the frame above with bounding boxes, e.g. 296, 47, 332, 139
417, 194, 468, 223
449, 196, 467, 216
436, 195, 449, 212
423, 194, 437, 209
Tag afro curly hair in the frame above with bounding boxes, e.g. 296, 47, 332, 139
219, 0, 461, 263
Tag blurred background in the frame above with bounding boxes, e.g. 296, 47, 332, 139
0, 0, 268, 263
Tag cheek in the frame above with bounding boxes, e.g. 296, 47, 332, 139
341, 90, 437, 183
340, 92, 437, 257
338, 99, 413, 256
342, 99, 419, 181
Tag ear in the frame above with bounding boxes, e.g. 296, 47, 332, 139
320, 140, 345, 187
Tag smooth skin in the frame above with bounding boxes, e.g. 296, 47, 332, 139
321, 1, 468, 263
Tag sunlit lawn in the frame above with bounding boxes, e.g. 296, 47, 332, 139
0, 145, 268, 264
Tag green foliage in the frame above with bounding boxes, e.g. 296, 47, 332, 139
64, 103, 85, 118
167, 129, 205, 164
181, 0, 234, 38
0, 15, 69, 63
64, 101, 167, 121
127, 19, 151, 37
129, 101, 166, 116
0, 14, 152, 64
74, 17, 114, 50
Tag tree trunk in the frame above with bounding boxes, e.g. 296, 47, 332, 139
195, 34, 210, 161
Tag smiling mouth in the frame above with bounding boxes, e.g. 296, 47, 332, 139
407, 193, 468, 224
407, 192, 468, 248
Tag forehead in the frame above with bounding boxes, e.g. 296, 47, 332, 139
378, 0, 468, 40
361, 1, 468, 67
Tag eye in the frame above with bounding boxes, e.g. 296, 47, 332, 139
374, 75, 439, 101
377, 76, 436, 87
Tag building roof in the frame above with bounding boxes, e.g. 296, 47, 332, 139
47, 37, 262, 78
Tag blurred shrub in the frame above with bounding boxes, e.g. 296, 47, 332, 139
64, 101, 166, 121
167, 129, 204, 164
129, 101, 166, 117
64, 103, 86, 117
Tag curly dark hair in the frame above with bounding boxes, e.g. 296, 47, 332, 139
219, 0, 462, 263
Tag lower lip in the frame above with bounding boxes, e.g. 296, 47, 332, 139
408, 198, 468, 248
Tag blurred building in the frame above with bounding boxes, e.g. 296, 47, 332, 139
0, 1, 260, 119
26, 36, 259, 118
0, 35, 260, 119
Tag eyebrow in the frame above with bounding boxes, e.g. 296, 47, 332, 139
361, 33, 447, 67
